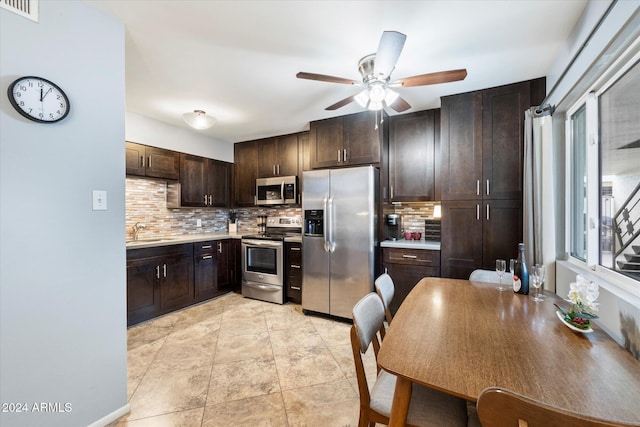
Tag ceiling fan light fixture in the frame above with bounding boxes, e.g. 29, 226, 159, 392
369, 83, 386, 103
354, 89, 370, 108
183, 109, 216, 130
368, 100, 384, 111
384, 88, 399, 106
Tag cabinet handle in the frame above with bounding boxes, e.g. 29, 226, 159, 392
390, 186, 394, 200
202, 255, 213, 260
486, 203, 490, 220
476, 180, 480, 196
209, 195, 213, 205
201, 245, 212, 249
290, 247, 301, 251
291, 286, 301, 291
273, 165, 276, 175
476, 204, 480, 220
291, 264, 301, 269
140, 155, 145, 168
148, 156, 152, 170
402, 255, 417, 259
343, 149, 347, 162
486, 179, 490, 196
163, 264, 167, 278
156, 265, 160, 279
337, 150, 342, 162
218, 242, 222, 253
277, 164, 280, 175
204, 195, 208, 205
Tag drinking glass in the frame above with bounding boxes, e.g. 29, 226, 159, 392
535, 264, 546, 300
531, 264, 544, 302
495, 259, 507, 291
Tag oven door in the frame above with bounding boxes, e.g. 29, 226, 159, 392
241, 239, 283, 286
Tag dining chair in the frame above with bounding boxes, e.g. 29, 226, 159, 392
476, 387, 638, 427
351, 292, 469, 427
468, 269, 500, 283
374, 273, 395, 338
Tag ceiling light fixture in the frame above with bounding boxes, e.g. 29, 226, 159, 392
182, 110, 216, 130
353, 83, 399, 111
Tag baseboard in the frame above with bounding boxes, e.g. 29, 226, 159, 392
87, 403, 130, 427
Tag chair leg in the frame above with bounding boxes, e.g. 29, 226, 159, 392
358, 408, 369, 427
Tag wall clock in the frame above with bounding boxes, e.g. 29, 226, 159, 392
8, 76, 70, 123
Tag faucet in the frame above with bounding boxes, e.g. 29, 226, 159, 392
132, 222, 146, 241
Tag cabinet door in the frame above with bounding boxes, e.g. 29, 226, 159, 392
217, 240, 231, 288
482, 81, 530, 200
440, 91, 483, 200
159, 253, 194, 312
234, 141, 259, 206
310, 117, 343, 169
180, 153, 207, 207
258, 137, 278, 178
194, 251, 218, 301
298, 131, 311, 173
125, 141, 146, 176
127, 258, 161, 326
389, 110, 438, 201
342, 111, 382, 166
440, 200, 483, 279
276, 134, 299, 177
286, 242, 302, 303
208, 159, 231, 207
383, 262, 440, 315
146, 146, 180, 180
482, 199, 523, 269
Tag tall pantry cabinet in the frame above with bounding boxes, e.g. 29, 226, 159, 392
440, 78, 545, 279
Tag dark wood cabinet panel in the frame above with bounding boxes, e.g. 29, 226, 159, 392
258, 135, 299, 178
217, 240, 232, 289
126, 258, 161, 324
194, 241, 218, 301
257, 137, 278, 178
126, 142, 180, 180
440, 91, 483, 201
298, 131, 311, 173
389, 109, 439, 201
310, 117, 343, 169
482, 81, 530, 200
285, 242, 302, 303
440, 200, 483, 279
382, 247, 440, 315
159, 253, 194, 311
482, 199, 523, 267
342, 111, 383, 166
234, 141, 258, 207
180, 154, 231, 208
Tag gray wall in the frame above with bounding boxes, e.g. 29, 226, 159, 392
0, 2, 128, 426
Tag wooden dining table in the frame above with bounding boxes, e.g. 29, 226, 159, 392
377, 277, 640, 426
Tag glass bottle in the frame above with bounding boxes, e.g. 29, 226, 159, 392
512, 243, 529, 295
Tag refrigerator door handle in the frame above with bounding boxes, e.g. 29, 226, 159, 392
323, 196, 330, 252
328, 196, 336, 253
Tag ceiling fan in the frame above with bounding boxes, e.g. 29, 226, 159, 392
297, 31, 467, 113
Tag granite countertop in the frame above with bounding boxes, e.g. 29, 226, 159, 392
126, 232, 243, 249
380, 239, 441, 250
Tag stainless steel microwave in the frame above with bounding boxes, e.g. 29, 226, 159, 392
256, 176, 298, 205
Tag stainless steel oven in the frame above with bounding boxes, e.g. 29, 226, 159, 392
241, 215, 301, 304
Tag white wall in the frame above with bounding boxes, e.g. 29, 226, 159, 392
126, 112, 234, 163
0, 2, 128, 426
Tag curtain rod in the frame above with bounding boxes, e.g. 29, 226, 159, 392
535, 0, 618, 115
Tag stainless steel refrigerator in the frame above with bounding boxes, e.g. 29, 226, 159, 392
302, 166, 378, 319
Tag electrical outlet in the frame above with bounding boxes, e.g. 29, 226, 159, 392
196, 219, 202, 227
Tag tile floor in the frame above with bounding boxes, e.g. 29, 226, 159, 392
111, 292, 380, 427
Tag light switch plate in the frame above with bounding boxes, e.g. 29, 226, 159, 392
93, 190, 107, 210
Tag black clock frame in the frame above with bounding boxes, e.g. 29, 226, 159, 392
7, 76, 71, 124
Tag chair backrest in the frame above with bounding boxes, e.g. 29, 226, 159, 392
469, 269, 500, 283
374, 273, 395, 326
477, 387, 635, 427
351, 293, 386, 408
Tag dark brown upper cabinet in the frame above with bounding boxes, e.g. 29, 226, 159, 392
388, 109, 440, 202
258, 134, 299, 178
309, 110, 386, 169
179, 154, 231, 208
125, 141, 180, 180
234, 140, 259, 207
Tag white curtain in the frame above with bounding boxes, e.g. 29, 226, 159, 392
523, 108, 556, 292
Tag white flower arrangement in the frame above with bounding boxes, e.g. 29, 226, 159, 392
556, 275, 600, 330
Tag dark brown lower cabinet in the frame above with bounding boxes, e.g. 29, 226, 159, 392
127, 244, 194, 326
382, 248, 440, 315
440, 199, 522, 279
194, 241, 218, 302
285, 242, 302, 303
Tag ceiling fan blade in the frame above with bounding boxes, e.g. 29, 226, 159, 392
374, 31, 407, 79
388, 95, 411, 113
325, 95, 355, 110
296, 72, 360, 85
392, 69, 468, 87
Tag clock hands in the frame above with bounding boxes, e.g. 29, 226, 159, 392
41, 87, 52, 101
40, 88, 43, 102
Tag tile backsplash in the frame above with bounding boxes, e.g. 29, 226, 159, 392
390, 202, 440, 233
126, 177, 302, 239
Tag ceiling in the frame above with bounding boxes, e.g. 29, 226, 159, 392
86, 0, 588, 143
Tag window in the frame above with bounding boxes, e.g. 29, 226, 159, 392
566, 55, 640, 290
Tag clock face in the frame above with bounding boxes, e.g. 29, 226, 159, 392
8, 76, 70, 123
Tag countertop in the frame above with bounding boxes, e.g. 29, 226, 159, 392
380, 239, 441, 250
126, 232, 242, 249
